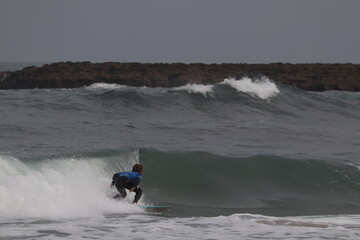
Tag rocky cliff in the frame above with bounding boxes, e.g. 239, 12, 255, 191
0, 62, 359, 91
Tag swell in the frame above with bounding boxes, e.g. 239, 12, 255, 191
1, 81, 360, 162
138, 149, 360, 215
83, 79, 360, 117
2, 78, 359, 120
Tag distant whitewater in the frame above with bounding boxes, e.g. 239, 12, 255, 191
172, 83, 214, 96
86, 82, 126, 90
222, 77, 280, 99
89, 76, 280, 100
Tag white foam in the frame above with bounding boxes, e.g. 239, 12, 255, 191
86, 83, 125, 90
222, 77, 280, 99
0, 155, 143, 219
172, 83, 214, 96
1, 213, 359, 240
86, 78, 279, 100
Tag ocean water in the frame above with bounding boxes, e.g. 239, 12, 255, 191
1, 64, 360, 239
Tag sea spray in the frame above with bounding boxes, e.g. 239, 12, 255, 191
0, 154, 142, 219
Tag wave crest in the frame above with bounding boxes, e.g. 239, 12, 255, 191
85, 76, 280, 100
172, 83, 214, 96
87, 83, 125, 89
222, 77, 280, 99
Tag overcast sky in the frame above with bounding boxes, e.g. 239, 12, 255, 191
1, 0, 360, 63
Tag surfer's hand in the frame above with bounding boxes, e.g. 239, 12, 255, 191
110, 184, 114, 188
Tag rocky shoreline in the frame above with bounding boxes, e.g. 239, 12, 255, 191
0, 62, 359, 91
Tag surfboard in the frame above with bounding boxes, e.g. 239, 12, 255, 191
139, 205, 171, 213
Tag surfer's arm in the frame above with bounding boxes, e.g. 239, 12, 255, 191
110, 173, 119, 187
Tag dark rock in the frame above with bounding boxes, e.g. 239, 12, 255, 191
0, 62, 359, 91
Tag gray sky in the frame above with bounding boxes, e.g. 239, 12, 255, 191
1, 0, 360, 63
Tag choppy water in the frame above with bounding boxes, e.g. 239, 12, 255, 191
1, 64, 360, 239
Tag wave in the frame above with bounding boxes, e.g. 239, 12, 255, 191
170, 77, 280, 99
0, 151, 143, 219
84, 76, 280, 100
221, 77, 280, 99
2, 148, 360, 219
139, 149, 360, 216
172, 83, 214, 97
80, 77, 360, 126
86, 83, 126, 90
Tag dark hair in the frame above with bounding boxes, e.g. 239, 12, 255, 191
132, 163, 143, 173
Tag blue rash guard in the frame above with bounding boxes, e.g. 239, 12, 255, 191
119, 171, 142, 182
111, 171, 143, 203
111, 171, 142, 188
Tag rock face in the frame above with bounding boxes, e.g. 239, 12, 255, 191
0, 62, 359, 91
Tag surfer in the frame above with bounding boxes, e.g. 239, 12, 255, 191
110, 163, 143, 204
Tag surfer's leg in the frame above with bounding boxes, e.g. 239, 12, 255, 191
133, 187, 142, 204
114, 176, 129, 199
113, 189, 126, 199
119, 188, 127, 198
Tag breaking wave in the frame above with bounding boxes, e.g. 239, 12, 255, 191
86, 83, 126, 90
172, 83, 214, 96
222, 77, 280, 99
2, 148, 360, 219
85, 76, 280, 100
0, 151, 143, 219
